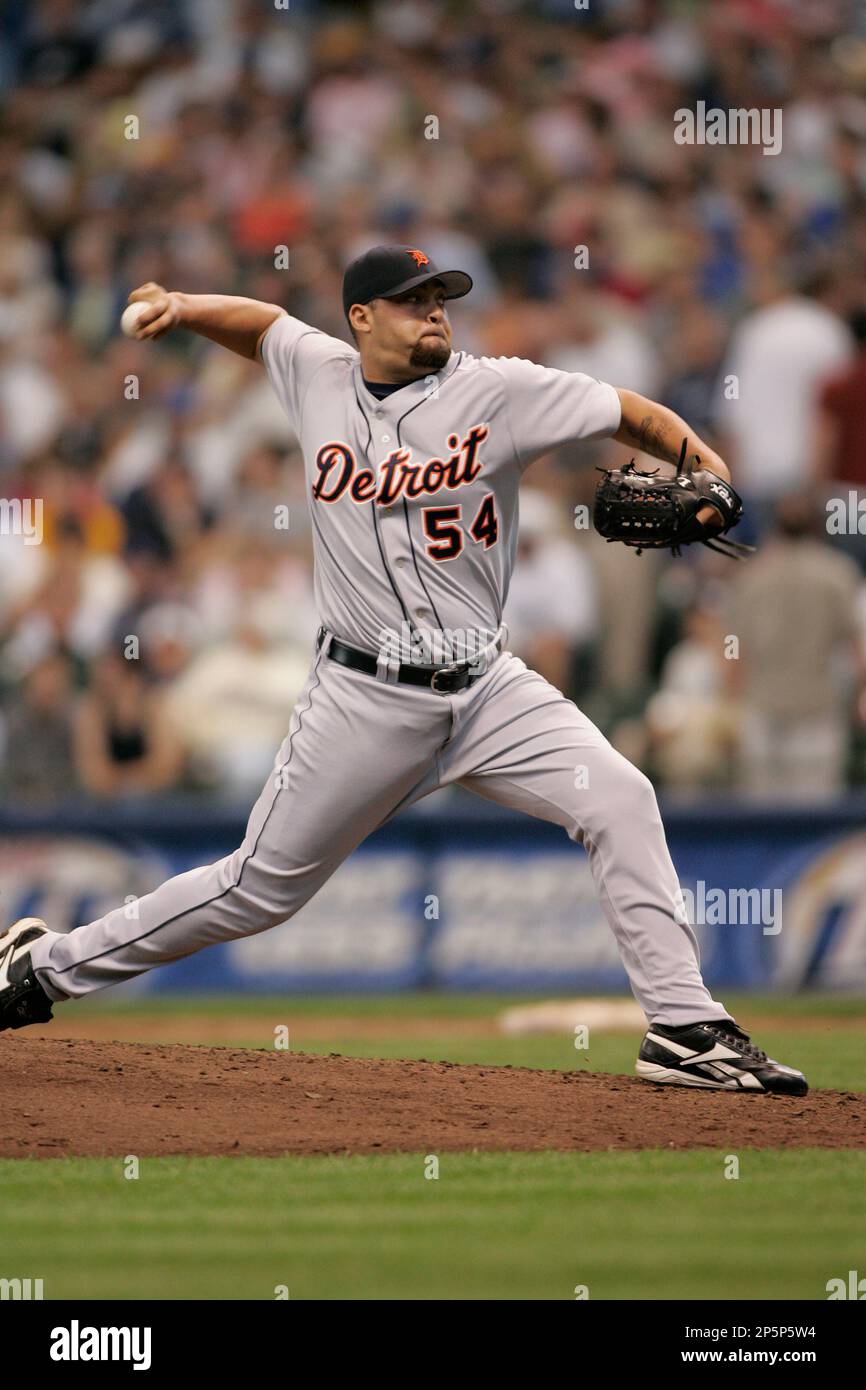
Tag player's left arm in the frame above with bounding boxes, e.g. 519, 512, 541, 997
613, 389, 732, 483
613, 388, 732, 528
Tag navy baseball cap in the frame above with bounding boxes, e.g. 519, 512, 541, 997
342, 245, 473, 320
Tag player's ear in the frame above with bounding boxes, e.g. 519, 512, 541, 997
348, 303, 373, 339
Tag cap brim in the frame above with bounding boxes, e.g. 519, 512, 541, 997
378, 268, 473, 302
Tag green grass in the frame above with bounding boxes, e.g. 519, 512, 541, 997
1, 1150, 863, 1301
71, 990, 866, 1019
64, 990, 866, 1092
317, 1034, 860, 1092
6, 993, 863, 1299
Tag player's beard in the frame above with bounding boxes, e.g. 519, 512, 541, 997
409, 337, 451, 371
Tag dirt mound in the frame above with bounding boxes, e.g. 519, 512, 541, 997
1, 1037, 862, 1157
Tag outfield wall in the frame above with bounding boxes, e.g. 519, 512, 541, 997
2, 794, 865, 994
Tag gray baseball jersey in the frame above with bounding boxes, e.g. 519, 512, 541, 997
29, 313, 729, 1029
260, 315, 620, 664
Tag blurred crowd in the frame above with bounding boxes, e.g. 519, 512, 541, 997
1, 0, 866, 805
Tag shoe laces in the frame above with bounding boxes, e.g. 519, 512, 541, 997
705, 1021, 768, 1063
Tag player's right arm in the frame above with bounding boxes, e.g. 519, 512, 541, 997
125, 283, 285, 360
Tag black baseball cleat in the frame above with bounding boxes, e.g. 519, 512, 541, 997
0, 918, 55, 1032
636, 1019, 808, 1096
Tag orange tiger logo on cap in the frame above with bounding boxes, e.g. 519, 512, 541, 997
407, 249, 430, 267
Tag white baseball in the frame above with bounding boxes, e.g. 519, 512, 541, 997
120, 302, 149, 337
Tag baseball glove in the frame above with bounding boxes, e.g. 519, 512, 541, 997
593, 438, 753, 558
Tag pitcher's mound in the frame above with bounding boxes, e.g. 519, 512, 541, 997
1, 1037, 862, 1158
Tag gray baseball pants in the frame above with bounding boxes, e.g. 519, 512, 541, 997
30, 649, 729, 1026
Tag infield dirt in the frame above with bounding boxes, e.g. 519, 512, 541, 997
1, 1037, 863, 1158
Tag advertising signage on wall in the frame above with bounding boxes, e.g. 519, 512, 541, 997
1, 806, 864, 993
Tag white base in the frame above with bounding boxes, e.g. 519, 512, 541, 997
499, 998, 645, 1036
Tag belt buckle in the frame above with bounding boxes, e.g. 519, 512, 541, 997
430, 661, 465, 694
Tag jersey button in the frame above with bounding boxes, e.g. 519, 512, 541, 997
381, 434, 391, 443
415, 608, 432, 621
394, 557, 407, 568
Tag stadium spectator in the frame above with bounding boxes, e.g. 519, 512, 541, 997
503, 488, 597, 695
547, 281, 661, 398
644, 603, 739, 794
727, 496, 864, 801
0, 649, 77, 802
0, 516, 129, 677
73, 650, 184, 798
120, 450, 213, 562
714, 271, 854, 539
161, 613, 311, 796
813, 307, 866, 570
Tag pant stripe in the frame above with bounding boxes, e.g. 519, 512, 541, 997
48, 657, 324, 976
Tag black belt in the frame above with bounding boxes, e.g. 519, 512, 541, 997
317, 628, 497, 694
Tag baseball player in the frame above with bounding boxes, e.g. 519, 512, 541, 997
0, 246, 806, 1095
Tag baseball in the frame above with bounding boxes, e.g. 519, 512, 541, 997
120, 301, 149, 338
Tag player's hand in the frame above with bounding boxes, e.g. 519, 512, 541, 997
126, 283, 185, 339
695, 451, 732, 531
696, 502, 724, 531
